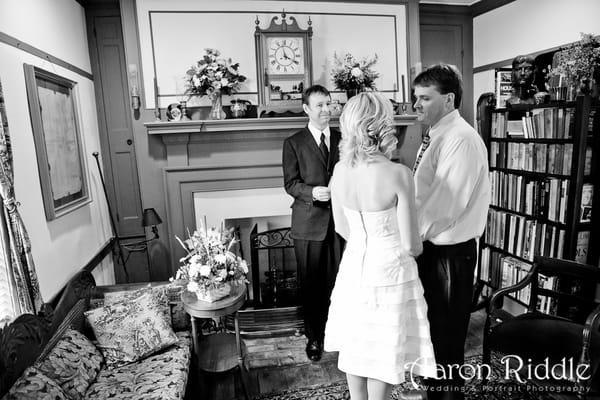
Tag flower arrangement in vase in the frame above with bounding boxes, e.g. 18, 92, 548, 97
171, 225, 249, 302
331, 52, 380, 100
549, 33, 600, 100
185, 48, 247, 120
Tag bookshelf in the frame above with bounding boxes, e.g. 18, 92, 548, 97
478, 95, 599, 314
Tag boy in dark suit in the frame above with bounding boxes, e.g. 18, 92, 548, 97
282, 85, 344, 361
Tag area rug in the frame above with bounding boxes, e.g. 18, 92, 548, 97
252, 355, 559, 400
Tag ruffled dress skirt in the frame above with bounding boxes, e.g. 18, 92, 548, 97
324, 245, 437, 384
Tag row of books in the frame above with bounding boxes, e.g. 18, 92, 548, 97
479, 248, 557, 313
489, 141, 573, 175
491, 107, 575, 139
490, 172, 570, 223
485, 209, 565, 261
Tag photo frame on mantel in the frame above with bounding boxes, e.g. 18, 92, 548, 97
23, 64, 90, 221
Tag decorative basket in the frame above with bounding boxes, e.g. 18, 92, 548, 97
195, 282, 231, 303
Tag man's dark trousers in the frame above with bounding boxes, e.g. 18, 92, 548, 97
294, 218, 343, 344
417, 239, 477, 400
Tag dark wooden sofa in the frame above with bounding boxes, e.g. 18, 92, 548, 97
0, 271, 192, 399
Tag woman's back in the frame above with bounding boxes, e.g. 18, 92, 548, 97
332, 157, 406, 212
331, 157, 422, 257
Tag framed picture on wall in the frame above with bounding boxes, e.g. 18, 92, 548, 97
23, 64, 90, 221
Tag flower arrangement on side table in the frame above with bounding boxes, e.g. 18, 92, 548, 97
549, 33, 600, 100
331, 52, 380, 100
171, 226, 249, 302
185, 48, 247, 120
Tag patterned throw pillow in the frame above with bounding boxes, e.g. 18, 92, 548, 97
103, 285, 171, 324
102, 284, 190, 332
84, 291, 178, 367
4, 366, 69, 400
35, 329, 103, 400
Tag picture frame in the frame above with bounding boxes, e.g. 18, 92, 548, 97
23, 64, 90, 221
494, 67, 512, 109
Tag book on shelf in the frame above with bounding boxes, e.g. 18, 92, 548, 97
507, 120, 524, 137
584, 146, 593, 175
580, 183, 593, 223
575, 231, 590, 264
495, 68, 512, 109
589, 108, 597, 132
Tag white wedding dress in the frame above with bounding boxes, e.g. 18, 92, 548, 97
324, 206, 437, 384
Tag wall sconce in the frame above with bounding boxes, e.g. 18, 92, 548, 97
128, 64, 140, 111
122, 208, 163, 257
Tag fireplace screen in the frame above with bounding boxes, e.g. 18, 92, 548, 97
249, 225, 299, 308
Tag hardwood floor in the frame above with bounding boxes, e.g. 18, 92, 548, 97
184, 309, 487, 400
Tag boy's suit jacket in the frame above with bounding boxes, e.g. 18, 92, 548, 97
282, 127, 341, 241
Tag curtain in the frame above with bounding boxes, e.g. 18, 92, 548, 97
0, 76, 43, 317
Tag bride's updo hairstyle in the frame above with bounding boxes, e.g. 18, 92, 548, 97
339, 92, 397, 166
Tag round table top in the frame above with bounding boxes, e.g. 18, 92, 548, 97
181, 283, 246, 318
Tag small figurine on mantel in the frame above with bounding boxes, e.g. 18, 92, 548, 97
506, 55, 548, 106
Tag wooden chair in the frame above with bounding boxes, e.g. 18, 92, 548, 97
483, 256, 600, 399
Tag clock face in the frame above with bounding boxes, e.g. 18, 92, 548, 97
266, 37, 305, 75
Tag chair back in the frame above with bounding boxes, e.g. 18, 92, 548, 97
249, 225, 296, 307
528, 256, 600, 323
224, 225, 302, 338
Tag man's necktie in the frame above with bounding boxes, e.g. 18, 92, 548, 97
319, 132, 329, 163
412, 130, 431, 174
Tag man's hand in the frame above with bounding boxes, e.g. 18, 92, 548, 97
312, 186, 331, 202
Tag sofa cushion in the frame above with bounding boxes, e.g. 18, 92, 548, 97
84, 331, 192, 400
85, 291, 178, 367
103, 285, 170, 325
2, 366, 68, 400
35, 328, 103, 400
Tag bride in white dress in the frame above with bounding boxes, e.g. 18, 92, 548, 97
324, 92, 437, 399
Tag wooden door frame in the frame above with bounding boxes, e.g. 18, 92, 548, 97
419, 3, 473, 125
85, 1, 122, 235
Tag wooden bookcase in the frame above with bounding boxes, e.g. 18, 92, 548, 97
477, 95, 599, 311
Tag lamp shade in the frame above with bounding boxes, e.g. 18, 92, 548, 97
142, 208, 162, 227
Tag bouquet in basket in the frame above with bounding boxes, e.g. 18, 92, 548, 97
171, 226, 248, 302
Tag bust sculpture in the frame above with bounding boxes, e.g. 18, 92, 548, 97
506, 55, 538, 105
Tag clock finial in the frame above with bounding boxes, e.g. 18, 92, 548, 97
255, 15, 259, 27
308, 16, 312, 27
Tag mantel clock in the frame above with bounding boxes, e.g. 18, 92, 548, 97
254, 12, 313, 115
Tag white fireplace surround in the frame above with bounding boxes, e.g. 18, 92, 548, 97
164, 163, 287, 271
194, 187, 291, 230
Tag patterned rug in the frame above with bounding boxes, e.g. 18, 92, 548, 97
252, 355, 558, 400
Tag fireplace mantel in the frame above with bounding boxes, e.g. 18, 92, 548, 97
145, 115, 418, 167
145, 114, 417, 135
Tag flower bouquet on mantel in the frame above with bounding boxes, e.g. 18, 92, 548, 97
171, 225, 248, 303
331, 52, 380, 100
185, 48, 247, 120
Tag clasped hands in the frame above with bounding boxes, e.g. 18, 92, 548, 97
312, 186, 331, 202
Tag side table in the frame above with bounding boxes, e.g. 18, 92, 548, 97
181, 284, 248, 399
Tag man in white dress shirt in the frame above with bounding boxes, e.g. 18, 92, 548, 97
412, 64, 490, 400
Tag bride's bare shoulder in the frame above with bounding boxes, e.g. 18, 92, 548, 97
388, 162, 413, 185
